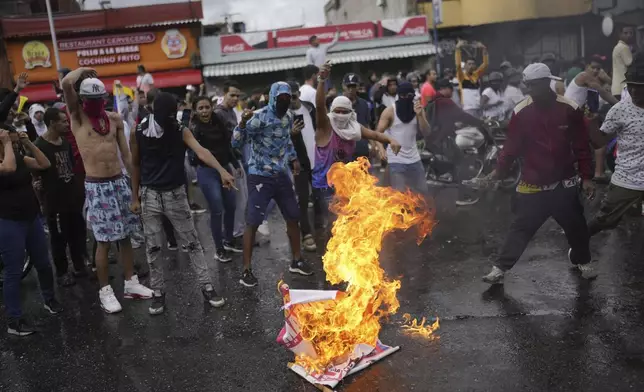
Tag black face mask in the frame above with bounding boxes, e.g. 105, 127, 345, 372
275, 100, 290, 118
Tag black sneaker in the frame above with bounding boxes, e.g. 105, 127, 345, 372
44, 298, 63, 315
215, 249, 232, 263
240, 269, 258, 287
223, 239, 243, 253
167, 241, 178, 251
73, 266, 89, 278
57, 273, 76, 287
7, 319, 35, 336
190, 203, 206, 214
289, 258, 314, 276
202, 288, 226, 308
149, 293, 166, 315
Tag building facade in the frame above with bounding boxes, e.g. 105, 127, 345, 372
0, 1, 203, 101
201, 16, 436, 93
324, 0, 418, 25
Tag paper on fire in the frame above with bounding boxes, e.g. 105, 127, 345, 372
277, 283, 400, 388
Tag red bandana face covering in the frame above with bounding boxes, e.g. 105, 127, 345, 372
82, 99, 110, 136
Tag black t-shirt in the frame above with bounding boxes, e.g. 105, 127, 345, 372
191, 117, 234, 168
136, 115, 186, 191
34, 137, 80, 212
0, 148, 40, 221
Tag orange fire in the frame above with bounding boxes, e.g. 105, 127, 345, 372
293, 157, 436, 371
402, 313, 440, 339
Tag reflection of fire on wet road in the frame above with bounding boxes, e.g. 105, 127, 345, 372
292, 157, 438, 372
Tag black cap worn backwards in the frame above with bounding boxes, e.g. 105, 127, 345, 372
343, 73, 361, 86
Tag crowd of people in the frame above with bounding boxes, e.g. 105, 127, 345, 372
0, 25, 642, 337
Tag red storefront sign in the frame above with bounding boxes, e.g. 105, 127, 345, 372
274, 21, 376, 48
219, 15, 427, 54
58, 32, 156, 51
380, 16, 428, 37
220, 32, 271, 54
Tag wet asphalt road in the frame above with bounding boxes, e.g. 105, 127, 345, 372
1, 182, 644, 392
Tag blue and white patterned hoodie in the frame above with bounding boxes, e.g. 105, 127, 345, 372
232, 82, 296, 177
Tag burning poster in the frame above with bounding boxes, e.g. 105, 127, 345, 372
277, 158, 439, 390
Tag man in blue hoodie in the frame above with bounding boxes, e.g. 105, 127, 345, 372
232, 82, 310, 287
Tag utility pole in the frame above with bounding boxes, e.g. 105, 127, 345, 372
432, 0, 443, 75
45, 0, 62, 75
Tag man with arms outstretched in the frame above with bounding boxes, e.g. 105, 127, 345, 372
62, 67, 153, 314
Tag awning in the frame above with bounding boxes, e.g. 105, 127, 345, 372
20, 68, 202, 102
203, 43, 437, 77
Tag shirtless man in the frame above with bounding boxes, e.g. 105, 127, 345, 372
564, 55, 619, 182
62, 67, 153, 314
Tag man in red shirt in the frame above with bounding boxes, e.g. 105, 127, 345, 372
481, 63, 596, 284
420, 68, 438, 107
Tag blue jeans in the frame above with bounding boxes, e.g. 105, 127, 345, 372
388, 161, 428, 194
197, 166, 236, 250
0, 216, 55, 320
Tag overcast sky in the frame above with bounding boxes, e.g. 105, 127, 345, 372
82, 0, 327, 30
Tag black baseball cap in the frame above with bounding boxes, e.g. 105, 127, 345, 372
287, 80, 300, 93
436, 78, 453, 89
343, 73, 361, 86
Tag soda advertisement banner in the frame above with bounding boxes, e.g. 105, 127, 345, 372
219, 15, 428, 54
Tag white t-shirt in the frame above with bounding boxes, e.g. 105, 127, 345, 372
461, 87, 481, 111
234, 106, 243, 123
600, 100, 644, 190
621, 86, 631, 102
292, 106, 316, 170
119, 121, 132, 175
136, 73, 154, 94
481, 87, 505, 119
502, 85, 525, 115
385, 104, 420, 164
299, 84, 317, 107
381, 94, 397, 109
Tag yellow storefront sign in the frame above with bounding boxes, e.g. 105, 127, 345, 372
420, 0, 592, 28
22, 41, 52, 69
161, 29, 187, 59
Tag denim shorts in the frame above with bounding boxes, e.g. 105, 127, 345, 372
246, 172, 299, 226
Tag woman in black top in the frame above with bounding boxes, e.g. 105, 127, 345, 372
191, 96, 241, 262
0, 126, 62, 336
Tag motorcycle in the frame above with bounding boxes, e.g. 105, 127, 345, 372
422, 119, 522, 190
0, 254, 33, 286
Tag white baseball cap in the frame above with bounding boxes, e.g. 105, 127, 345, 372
79, 78, 107, 98
522, 63, 562, 82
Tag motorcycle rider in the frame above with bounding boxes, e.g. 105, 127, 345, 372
426, 78, 486, 206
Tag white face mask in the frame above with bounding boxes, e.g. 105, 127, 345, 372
332, 112, 351, 129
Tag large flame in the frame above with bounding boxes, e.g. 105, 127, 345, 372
294, 157, 436, 370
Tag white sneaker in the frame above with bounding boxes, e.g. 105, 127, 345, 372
482, 266, 505, 284
257, 220, 270, 237
577, 263, 598, 280
456, 197, 480, 207
123, 275, 153, 300
99, 285, 122, 314
302, 234, 317, 252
